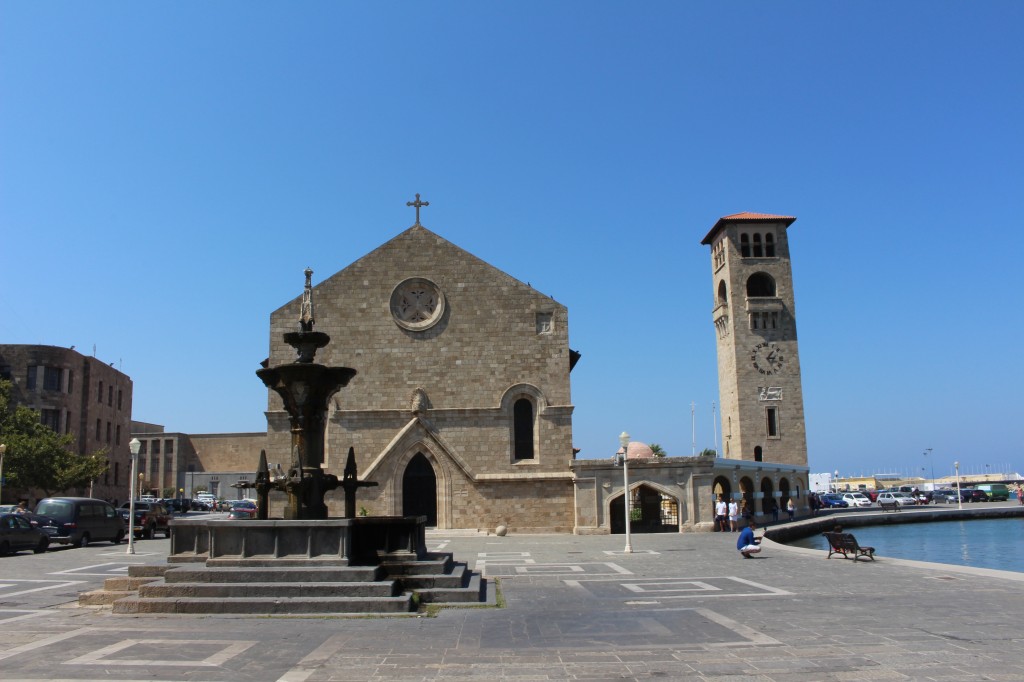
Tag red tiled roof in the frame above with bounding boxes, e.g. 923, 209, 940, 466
720, 212, 796, 222
701, 212, 797, 245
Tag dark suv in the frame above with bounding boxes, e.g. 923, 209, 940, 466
119, 501, 172, 539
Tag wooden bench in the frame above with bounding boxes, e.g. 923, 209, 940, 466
823, 532, 875, 561
878, 501, 900, 512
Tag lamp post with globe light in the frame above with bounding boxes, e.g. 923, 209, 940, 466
955, 460, 962, 511
618, 431, 632, 554
0, 440, 6, 503
127, 438, 141, 555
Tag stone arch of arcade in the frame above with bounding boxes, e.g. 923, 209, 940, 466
609, 481, 681, 534
739, 476, 755, 513
760, 477, 774, 515
779, 477, 792, 510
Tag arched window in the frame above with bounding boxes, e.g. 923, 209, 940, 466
754, 445, 763, 462
717, 280, 728, 306
752, 233, 763, 257
513, 398, 535, 460
739, 233, 751, 258
764, 233, 775, 257
746, 273, 776, 297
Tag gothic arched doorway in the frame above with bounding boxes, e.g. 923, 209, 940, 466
402, 453, 437, 526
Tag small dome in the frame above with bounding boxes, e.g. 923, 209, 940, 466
616, 442, 654, 460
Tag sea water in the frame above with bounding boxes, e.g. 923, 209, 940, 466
786, 517, 1024, 573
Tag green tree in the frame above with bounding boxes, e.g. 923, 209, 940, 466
699, 448, 717, 457
649, 443, 667, 457
0, 379, 109, 497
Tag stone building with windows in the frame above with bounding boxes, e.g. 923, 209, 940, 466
129, 422, 264, 502
264, 222, 580, 532
0, 344, 133, 503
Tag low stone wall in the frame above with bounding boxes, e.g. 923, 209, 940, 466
764, 505, 1024, 544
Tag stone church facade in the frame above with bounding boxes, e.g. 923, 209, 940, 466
265, 224, 579, 532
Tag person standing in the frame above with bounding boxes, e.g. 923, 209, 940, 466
770, 500, 780, 524
786, 497, 795, 521
714, 496, 728, 532
728, 499, 739, 532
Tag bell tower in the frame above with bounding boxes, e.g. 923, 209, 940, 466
701, 212, 808, 467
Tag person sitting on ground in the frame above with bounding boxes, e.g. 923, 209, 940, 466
737, 519, 762, 558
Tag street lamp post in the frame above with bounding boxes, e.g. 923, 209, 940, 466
833, 469, 839, 494
619, 431, 632, 554
924, 448, 934, 489
0, 443, 6, 504
954, 460, 962, 511
127, 438, 141, 555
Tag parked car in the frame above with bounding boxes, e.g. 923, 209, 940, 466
819, 494, 849, 508
841, 492, 872, 508
0, 512, 50, 555
163, 498, 191, 514
963, 489, 989, 503
876, 491, 915, 507
190, 499, 211, 512
119, 501, 172, 539
0, 504, 17, 514
227, 500, 257, 519
860, 490, 879, 502
34, 497, 125, 547
932, 489, 959, 503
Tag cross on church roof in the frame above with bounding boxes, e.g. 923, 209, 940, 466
406, 193, 429, 226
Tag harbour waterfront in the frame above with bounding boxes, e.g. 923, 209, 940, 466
787, 516, 1024, 573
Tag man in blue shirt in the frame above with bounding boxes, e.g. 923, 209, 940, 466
737, 520, 761, 558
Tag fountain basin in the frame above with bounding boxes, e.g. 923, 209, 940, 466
169, 516, 427, 567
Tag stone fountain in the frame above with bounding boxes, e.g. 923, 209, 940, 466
90, 269, 486, 615
255, 267, 365, 520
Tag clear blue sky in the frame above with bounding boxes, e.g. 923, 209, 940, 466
2, 2, 1021, 479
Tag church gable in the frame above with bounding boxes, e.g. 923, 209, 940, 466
269, 225, 572, 412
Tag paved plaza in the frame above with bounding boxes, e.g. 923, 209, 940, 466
1, 523, 1023, 681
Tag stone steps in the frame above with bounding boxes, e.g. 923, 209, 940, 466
162, 564, 383, 584
138, 580, 399, 599
112, 594, 414, 615
415, 570, 487, 604
82, 524, 489, 615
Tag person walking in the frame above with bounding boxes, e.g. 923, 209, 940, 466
728, 499, 739, 532
770, 499, 779, 524
786, 497, 795, 521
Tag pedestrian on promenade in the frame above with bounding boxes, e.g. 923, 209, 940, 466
786, 497, 795, 521
728, 499, 739, 532
770, 500, 779, 524
737, 519, 761, 558
1016, 483, 1024, 506
715, 496, 727, 532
